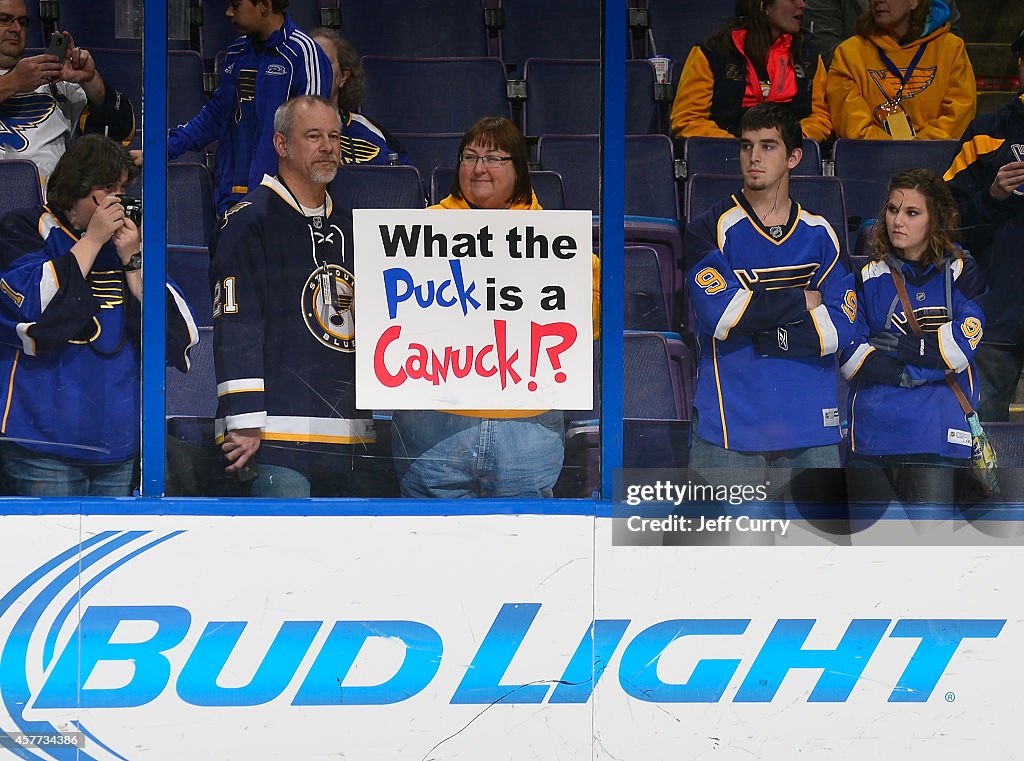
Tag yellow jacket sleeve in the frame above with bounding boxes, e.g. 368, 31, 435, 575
800, 55, 833, 142
670, 46, 733, 138
826, 39, 891, 140
915, 36, 976, 140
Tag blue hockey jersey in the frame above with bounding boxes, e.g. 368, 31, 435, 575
840, 254, 986, 459
210, 176, 375, 473
685, 193, 857, 451
0, 207, 197, 463
167, 14, 332, 214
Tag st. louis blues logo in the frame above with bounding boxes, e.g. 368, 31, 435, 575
868, 65, 937, 103
0, 92, 58, 152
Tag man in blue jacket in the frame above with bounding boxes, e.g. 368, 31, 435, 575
168, 0, 332, 214
944, 28, 1024, 421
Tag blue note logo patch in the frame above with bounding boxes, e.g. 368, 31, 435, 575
303, 264, 355, 352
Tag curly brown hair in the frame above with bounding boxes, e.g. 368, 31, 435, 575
868, 167, 960, 267
310, 27, 366, 113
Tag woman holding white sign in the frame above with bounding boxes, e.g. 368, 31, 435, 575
390, 117, 597, 498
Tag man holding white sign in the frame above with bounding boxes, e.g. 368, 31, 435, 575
210, 95, 375, 497
354, 117, 596, 498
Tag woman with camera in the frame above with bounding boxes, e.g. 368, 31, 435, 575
0, 134, 197, 495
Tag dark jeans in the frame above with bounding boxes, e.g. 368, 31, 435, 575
975, 343, 1024, 422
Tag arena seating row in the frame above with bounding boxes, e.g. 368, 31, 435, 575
26, 0, 737, 71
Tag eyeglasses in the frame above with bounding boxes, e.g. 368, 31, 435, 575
459, 153, 513, 167
0, 13, 30, 28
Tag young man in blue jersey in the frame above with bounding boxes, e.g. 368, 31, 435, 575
168, 0, 332, 215
683, 103, 857, 473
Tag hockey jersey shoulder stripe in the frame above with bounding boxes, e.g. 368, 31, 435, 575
797, 208, 841, 256
715, 200, 746, 248
943, 134, 1004, 182
261, 175, 303, 214
862, 259, 892, 283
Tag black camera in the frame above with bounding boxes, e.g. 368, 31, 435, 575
117, 195, 142, 227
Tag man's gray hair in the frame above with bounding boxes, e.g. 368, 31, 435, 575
273, 95, 338, 140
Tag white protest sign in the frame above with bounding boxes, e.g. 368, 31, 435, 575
354, 209, 593, 409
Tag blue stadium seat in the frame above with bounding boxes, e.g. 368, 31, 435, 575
199, 0, 239, 60
168, 246, 212, 328
500, 0, 600, 74
330, 165, 425, 209
168, 50, 207, 132
338, 0, 490, 57
686, 173, 851, 263
625, 246, 671, 331
529, 170, 567, 210
832, 138, 960, 228
623, 330, 694, 468
622, 218, 687, 329
21, 0, 47, 48
0, 161, 43, 218
360, 57, 510, 134
624, 331, 693, 419
89, 50, 205, 146
167, 163, 216, 247
539, 135, 678, 219
684, 135, 823, 177
429, 167, 566, 210
167, 326, 216, 418
393, 133, 463, 191
523, 59, 660, 136
642, 1, 732, 63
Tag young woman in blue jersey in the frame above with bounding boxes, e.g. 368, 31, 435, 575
309, 28, 408, 167
840, 168, 986, 502
0, 135, 196, 496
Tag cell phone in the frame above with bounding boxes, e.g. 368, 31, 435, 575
1012, 144, 1024, 196
44, 31, 67, 61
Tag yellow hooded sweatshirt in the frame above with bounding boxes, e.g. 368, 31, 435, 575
826, 13, 975, 140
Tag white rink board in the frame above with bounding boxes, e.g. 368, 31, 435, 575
0, 514, 1017, 760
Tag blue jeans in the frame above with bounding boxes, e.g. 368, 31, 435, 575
1, 443, 135, 497
391, 410, 564, 498
686, 412, 842, 508
847, 452, 966, 505
688, 435, 841, 469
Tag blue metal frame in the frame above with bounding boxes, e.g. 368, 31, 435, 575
600, 0, 626, 499
141, 3, 168, 496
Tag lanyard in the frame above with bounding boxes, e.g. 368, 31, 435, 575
875, 41, 928, 100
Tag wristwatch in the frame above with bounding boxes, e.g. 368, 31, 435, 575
121, 252, 142, 272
